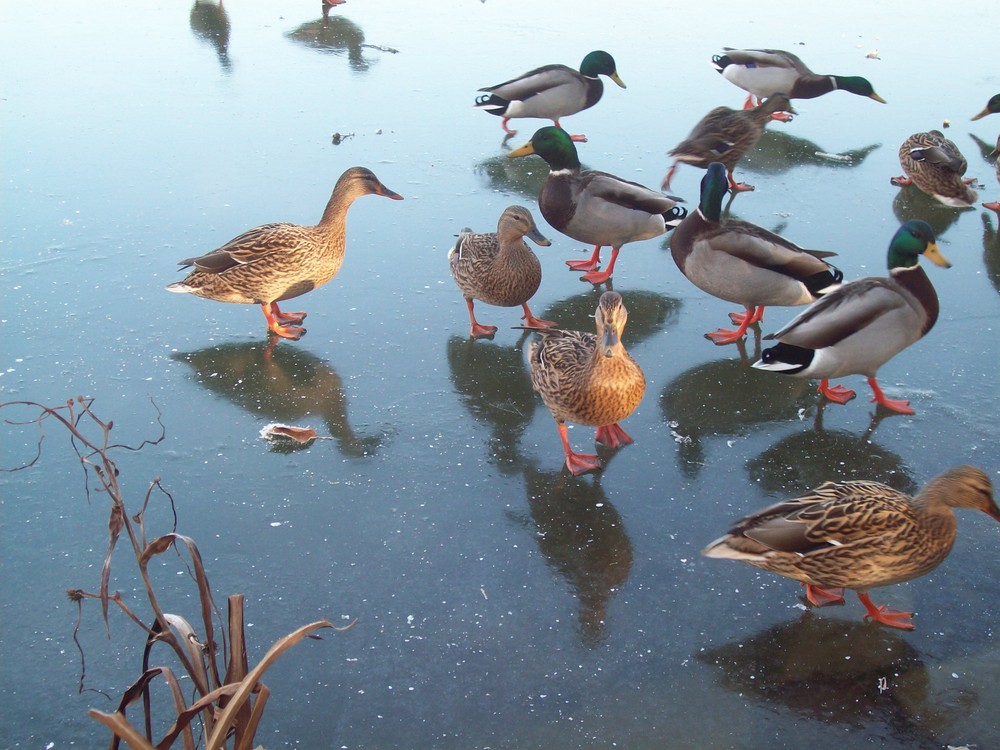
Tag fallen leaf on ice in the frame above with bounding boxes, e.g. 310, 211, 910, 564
259, 423, 330, 444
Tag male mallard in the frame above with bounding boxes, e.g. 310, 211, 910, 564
449, 205, 554, 339
662, 96, 793, 193
475, 50, 626, 141
670, 162, 843, 345
712, 48, 886, 113
984, 135, 1000, 213
703, 465, 998, 630
971, 93, 1000, 121
753, 220, 950, 415
508, 126, 686, 285
527, 291, 646, 476
890, 130, 978, 207
167, 167, 402, 339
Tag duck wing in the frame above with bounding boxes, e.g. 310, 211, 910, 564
178, 223, 299, 273
722, 47, 810, 73
479, 64, 580, 102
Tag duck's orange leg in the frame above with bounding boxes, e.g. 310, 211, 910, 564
661, 161, 680, 191
262, 303, 306, 339
983, 200, 1000, 213
818, 379, 856, 404
858, 592, 915, 630
501, 117, 517, 135
465, 299, 498, 339
706, 305, 762, 345
727, 168, 755, 192
520, 304, 555, 330
868, 377, 914, 415
595, 423, 633, 449
552, 118, 587, 143
567, 244, 603, 271
802, 583, 846, 607
581, 247, 620, 285
557, 422, 600, 476
890, 175, 912, 187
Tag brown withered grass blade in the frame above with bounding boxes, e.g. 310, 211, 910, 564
205, 620, 334, 749
259, 424, 329, 444
101, 504, 125, 635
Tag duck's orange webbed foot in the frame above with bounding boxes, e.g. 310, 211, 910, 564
803, 583, 846, 607
595, 423, 634, 449
858, 593, 915, 630
818, 380, 856, 404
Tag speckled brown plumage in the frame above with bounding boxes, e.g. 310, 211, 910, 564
448, 205, 553, 338
663, 95, 793, 192
167, 166, 402, 339
703, 465, 999, 629
527, 291, 646, 475
892, 130, 978, 207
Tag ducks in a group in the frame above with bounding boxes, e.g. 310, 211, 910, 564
662, 96, 793, 193
508, 125, 686, 285
526, 291, 646, 476
475, 50, 626, 141
753, 220, 950, 415
971, 93, 1000, 121
670, 162, 843, 344
891, 130, 978, 207
166, 166, 402, 339
703, 465, 998, 630
711, 48, 886, 113
448, 205, 555, 338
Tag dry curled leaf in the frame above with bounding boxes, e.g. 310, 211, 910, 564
259, 423, 329, 444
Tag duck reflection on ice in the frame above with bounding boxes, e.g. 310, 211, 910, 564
980, 211, 1000, 296
660, 348, 811, 477
446, 332, 536, 474
172, 341, 389, 456
696, 615, 938, 747
891, 179, 971, 239
509, 466, 632, 648
286, 11, 376, 73
746, 405, 916, 497
741, 130, 880, 176
189, 0, 231, 74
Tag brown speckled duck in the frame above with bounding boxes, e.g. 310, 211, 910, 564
526, 291, 646, 476
662, 95, 794, 193
449, 205, 554, 339
167, 167, 403, 339
703, 465, 999, 630
890, 130, 978, 207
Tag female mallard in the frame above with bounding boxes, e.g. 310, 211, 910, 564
703, 465, 998, 630
971, 93, 1000, 121
891, 130, 978, 207
984, 135, 1000, 213
449, 205, 555, 339
507, 126, 686, 285
167, 167, 402, 339
671, 162, 843, 345
712, 48, 886, 112
662, 96, 793, 193
527, 291, 646, 476
475, 50, 626, 141
753, 220, 951, 415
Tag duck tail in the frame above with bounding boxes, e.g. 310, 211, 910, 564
752, 342, 813, 373
475, 93, 510, 115
803, 264, 844, 298
663, 205, 688, 228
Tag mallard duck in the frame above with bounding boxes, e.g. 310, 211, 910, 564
712, 48, 886, 112
526, 291, 646, 476
753, 220, 950, 415
507, 126, 686, 285
449, 205, 555, 339
475, 51, 626, 141
971, 93, 1000, 121
662, 96, 793, 193
670, 162, 843, 345
890, 130, 978, 207
984, 135, 1000, 214
703, 465, 998, 630
166, 167, 402, 339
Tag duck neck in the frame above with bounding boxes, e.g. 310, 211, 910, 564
891, 264, 939, 335
318, 189, 357, 231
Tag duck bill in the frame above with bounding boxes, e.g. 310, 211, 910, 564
377, 185, 404, 201
507, 141, 536, 158
922, 242, 952, 268
971, 108, 990, 121
600, 326, 620, 356
526, 227, 551, 247
870, 93, 888, 104
610, 72, 627, 89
